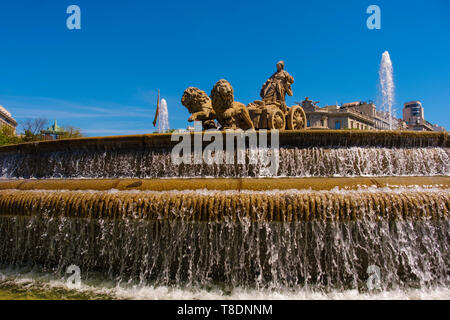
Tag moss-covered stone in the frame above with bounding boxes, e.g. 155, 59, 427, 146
0, 176, 448, 191
0, 130, 447, 155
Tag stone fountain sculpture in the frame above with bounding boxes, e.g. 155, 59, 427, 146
247, 61, 305, 130
0, 91, 448, 292
182, 61, 305, 130
0, 54, 448, 297
210, 79, 254, 130
181, 87, 217, 130
259, 60, 294, 113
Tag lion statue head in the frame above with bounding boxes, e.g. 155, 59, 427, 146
210, 79, 234, 113
181, 87, 212, 113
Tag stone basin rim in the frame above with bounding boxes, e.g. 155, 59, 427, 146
0, 130, 448, 154
0, 176, 448, 191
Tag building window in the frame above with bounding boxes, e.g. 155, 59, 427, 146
307, 120, 310, 127
411, 107, 420, 116
335, 121, 341, 129
351, 121, 354, 129
320, 119, 324, 127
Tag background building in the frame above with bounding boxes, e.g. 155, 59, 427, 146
41, 120, 65, 140
300, 97, 445, 132
432, 124, 446, 132
403, 101, 435, 131
340, 101, 393, 130
300, 98, 376, 130
0, 105, 18, 134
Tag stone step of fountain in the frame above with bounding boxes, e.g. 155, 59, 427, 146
0, 131, 448, 155
0, 187, 448, 221
0, 176, 448, 192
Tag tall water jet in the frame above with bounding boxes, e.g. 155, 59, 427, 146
379, 51, 395, 129
158, 98, 170, 133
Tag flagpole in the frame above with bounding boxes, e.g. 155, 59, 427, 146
152, 90, 160, 127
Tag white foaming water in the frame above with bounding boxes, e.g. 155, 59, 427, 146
0, 268, 449, 300
158, 98, 170, 133
111, 286, 450, 300
2, 185, 447, 195
379, 51, 395, 129
1, 186, 448, 294
1, 147, 448, 179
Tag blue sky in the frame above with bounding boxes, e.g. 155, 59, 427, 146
0, 0, 449, 135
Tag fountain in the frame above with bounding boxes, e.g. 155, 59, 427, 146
379, 51, 396, 129
158, 98, 170, 133
0, 61, 448, 299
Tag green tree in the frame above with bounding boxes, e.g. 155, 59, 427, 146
60, 126, 84, 139
0, 125, 20, 146
20, 118, 47, 142
0, 119, 85, 146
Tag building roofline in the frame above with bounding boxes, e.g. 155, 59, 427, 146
304, 110, 375, 125
404, 100, 421, 106
0, 106, 18, 127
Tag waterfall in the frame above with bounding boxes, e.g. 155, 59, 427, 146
0, 188, 448, 290
379, 51, 395, 129
1, 147, 448, 178
158, 98, 170, 133
0, 131, 448, 298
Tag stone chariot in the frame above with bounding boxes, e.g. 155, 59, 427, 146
182, 60, 307, 130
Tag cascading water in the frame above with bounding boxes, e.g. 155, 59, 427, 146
0, 147, 448, 178
158, 98, 170, 133
0, 132, 448, 299
0, 188, 448, 291
379, 51, 396, 129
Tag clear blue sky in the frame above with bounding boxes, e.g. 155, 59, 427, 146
0, 0, 449, 135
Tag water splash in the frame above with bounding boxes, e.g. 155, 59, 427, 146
379, 51, 395, 129
1, 147, 448, 178
158, 98, 170, 133
0, 187, 448, 290
1, 268, 449, 300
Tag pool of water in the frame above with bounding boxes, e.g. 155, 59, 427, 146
1, 269, 448, 300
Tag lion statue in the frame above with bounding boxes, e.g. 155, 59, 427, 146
181, 87, 217, 130
210, 79, 254, 130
